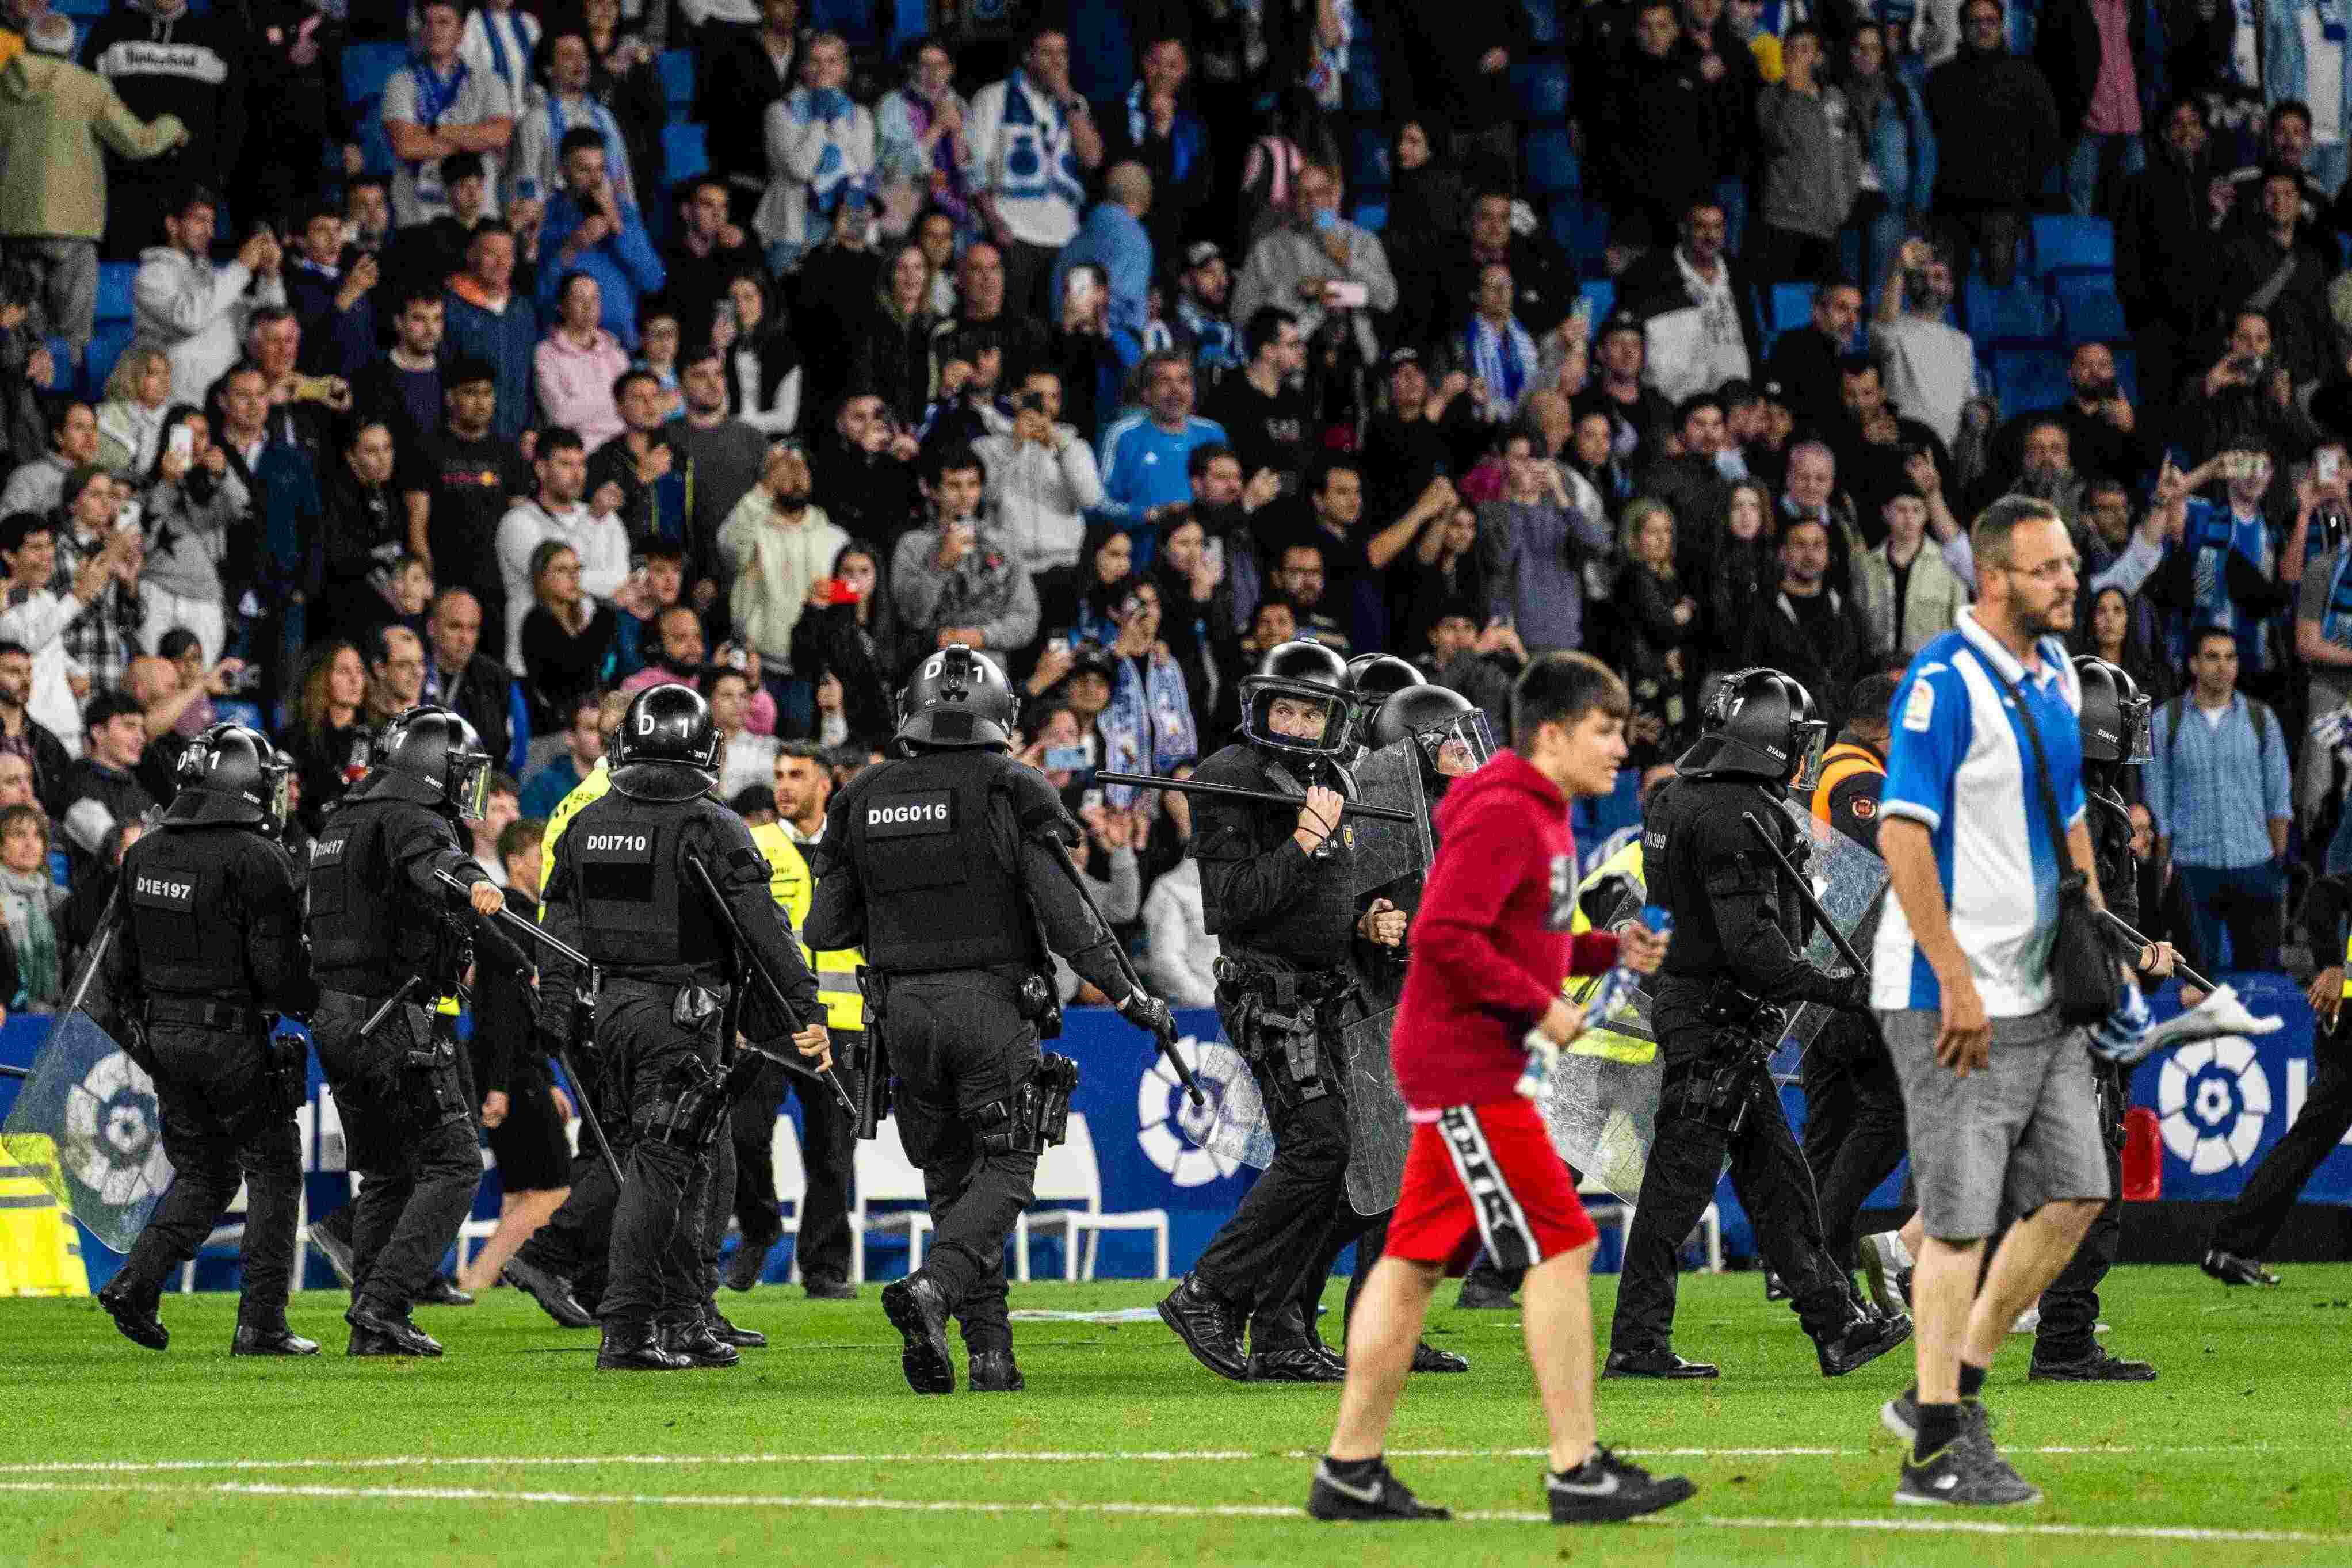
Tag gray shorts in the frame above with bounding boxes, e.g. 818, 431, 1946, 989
1876, 1005, 2113, 1241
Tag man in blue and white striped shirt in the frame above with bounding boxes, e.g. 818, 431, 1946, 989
2146, 628, 2292, 973
1872, 496, 2114, 1509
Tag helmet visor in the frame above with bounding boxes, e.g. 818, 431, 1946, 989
265, 764, 293, 828
1241, 682, 1350, 758
1786, 720, 1830, 794
1414, 709, 1497, 778
2119, 693, 2153, 765
448, 751, 493, 821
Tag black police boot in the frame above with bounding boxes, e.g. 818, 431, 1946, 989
802, 1273, 857, 1301
502, 1258, 596, 1328
1411, 1341, 1471, 1374
880, 1272, 956, 1394
968, 1347, 1026, 1392
597, 1320, 692, 1371
345, 1303, 444, 1357
723, 1234, 776, 1293
1247, 1302, 1345, 1383
2201, 1249, 2281, 1287
1453, 1277, 1518, 1311
665, 1317, 742, 1368
2029, 1343, 2158, 1382
1602, 1347, 1719, 1379
98, 1276, 168, 1352
1813, 1308, 1912, 1377
418, 1273, 474, 1307
706, 1305, 766, 1348
1762, 1271, 1790, 1302
232, 1323, 320, 1356
1156, 1271, 1248, 1382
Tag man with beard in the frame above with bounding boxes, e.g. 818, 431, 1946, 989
667, 345, 768, 601
1832, 358, 1952, 535
1762, 280, 1864, 436
0, 630, 72, 816
1741, 517, 1870, 729
1574, 312, 1677, 471
1202, 309, 1310, 500
2115, 95, 2221, 409
1990, 343, 2150, 498
1615, 200, 1761, 399
1170, 241, 1242, 381
1872, 237, 1976, 450
718, 441, 845, 732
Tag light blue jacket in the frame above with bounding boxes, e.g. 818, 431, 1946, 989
1862, 70, 1938, 217
2261, 0, 2352, 128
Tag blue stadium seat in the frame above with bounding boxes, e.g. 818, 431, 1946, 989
1580, 278, 1614, 326
1350, 127, 1391, 191
2053, 271, 2127, 345
1525, 127, 1576, 196
1351, 198, 1388, 232
95, 262, 138, 325
1990, 344, 2070, 415
52, 0, 106, 15
1522, 0, 1563, 45
662, 123, 710, 189
1549, 199, 1610, 271
1514, 59, 1570, 122
2031, 213, 2112, 276
811, 0, 877, 41
1767, 282, 1815, 336
1963, 275, 2056, 345
341, 43, 408, 109
353, 107, 396, 179
657, 49, 696, 117
84, 321, 134, 400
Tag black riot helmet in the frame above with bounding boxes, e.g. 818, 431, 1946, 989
1370, 684, 1495, 781
379, 705, 494, 820
1342, 652, 1426, 751
166, 722, 291, 828
2072, 655, 2152, 766
1239, 639, 1354, 760
612, 683, 722, 800
896, 645, 1020, 749
1674, 668, 1827, 787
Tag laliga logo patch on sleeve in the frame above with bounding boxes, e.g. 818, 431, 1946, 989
1902, 678, 1935, 733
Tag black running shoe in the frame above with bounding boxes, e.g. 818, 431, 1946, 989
1547, 1446, 1697, 1524
1306, 1459, 1450, 1521
1881, 1390, 1995, 1445
1895, 1421, 2042, 1507
1156, 1272, 1248, 1381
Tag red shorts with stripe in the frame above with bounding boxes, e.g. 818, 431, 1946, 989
1385, 1099, 1597, 1271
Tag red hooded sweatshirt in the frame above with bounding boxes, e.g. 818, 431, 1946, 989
1392, 748, 1621, 1113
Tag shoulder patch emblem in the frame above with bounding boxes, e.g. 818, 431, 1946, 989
1851, 796, 1877, 820
1902, 679, 1935, 733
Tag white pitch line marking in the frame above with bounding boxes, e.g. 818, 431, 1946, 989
0, 1479, 2342, 1547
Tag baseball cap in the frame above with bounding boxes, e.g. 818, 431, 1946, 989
1384, 346, 1422, 372
1183, 240, 1223, 269
1600, 309, 1644, 340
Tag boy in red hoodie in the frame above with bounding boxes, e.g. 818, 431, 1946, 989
1308, 652, 1697, 1527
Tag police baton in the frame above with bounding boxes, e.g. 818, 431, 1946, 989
1044, 842, 1205, 1108
679, 853, 858, 1116
1095, 771, 1416, 823
2097, 909, 2216, 994
432, 871, 627, 1188
0, 1063, 28, 1080
1740, 813, 1872, 976
357, 975, 421, 1040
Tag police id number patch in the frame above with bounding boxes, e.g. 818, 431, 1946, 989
866, 791, 955, 839
131, 872, 196, 911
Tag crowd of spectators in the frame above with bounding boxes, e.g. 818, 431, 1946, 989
2, 0, 2352, 1012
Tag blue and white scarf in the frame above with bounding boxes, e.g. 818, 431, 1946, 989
1124, 83, 1203, 185
789, 89, 861, 216
1464, 314, 1539, 421
1304, 0, 1355, 108
517, 94, 633, 204
410, 54, 471, 129
1102, 648, 1198, 809
1178, 298, 1240, 374
998, 70, 1086, 214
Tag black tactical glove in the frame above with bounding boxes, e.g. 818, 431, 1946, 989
1806, 966, 1872, 1011
1117, 990, 1177, 1041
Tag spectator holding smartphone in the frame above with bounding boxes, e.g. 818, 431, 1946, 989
789, 541, 903, 748
890, 442, 1038, 660
720, 441, 847, 734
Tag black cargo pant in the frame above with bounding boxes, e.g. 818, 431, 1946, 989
1192, 982, 1354, 1346
730, 1029, 858, 1284
115, 1019, 303, 1327
885, 970, 1041, 1355
600, 979, 725, 1331
311, 990, 480, 1319
2213, 1029, 2352, 1259
1292, 1206, 1389, 1343
1799, 1012, 1910, 1269
1612, 998, 1853, 1355
2036, 1061, 2129, 1360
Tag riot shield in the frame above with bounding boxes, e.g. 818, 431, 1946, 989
1, 1012, 171, 1255
1347, 739, 1434, 901
1777, 798, 1891, 1053
1539, 1047, 1664, 1201
1193, 1037, 1277, 1171
1343, 1005, 1412, 1215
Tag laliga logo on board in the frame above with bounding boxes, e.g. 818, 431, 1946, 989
66, 1051, 171, 1206
1136, 1035, 1242, 1187
2158, 1035, 2271, 1174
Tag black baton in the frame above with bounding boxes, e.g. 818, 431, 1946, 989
2097, 909, 2215, 994
1095, 771, 1418, 823
1741, 813, 1872, 976
358, 975, 422, 1040
679, 853, 857, 1116
0, 1062, 28, 1080
1045, 841, 1205, 1108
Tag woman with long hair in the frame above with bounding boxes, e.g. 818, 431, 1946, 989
1614, 498, 1697, 763
788, 539, 907, 747
875, 36, 973, 242
1151, 507, 1242, 739
138, 403, 243, 664
518, 541, 617, 731
2074, 583, 2172, 706
1043, 519, 1136, 652
1702, 480, 1779, 671
95, 347, 173, 473
712, 269, 802, 436
849, 241, 940, 429
534, 272, 631, 449
290, 639, 371, 831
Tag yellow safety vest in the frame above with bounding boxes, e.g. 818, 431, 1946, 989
540, 758, 613, 869
750, 821, 866, 1031
2340, 930, 2351, 999
1810, 741, 1884, 831
1565, 837, 1654, 1063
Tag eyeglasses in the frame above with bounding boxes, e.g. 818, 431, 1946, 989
2004, 556, 2079, 583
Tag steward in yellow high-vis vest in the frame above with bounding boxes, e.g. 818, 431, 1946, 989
750, 821, 865, 1031
1566, 836, 1654, 1062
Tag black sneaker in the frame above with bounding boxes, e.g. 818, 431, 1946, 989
1602, 1347, 1718, 1379
2201, 1249, 2281, 1287
231, 1324, 319, 1356
1547, 1446, 1697, 1524
98, 1277, 169, 1352
1306, 1458, 1450, 1521
880, 1272, 956, 1395
1157, 1272, 1248, 1382
345, 1305, 442, 1358
1411, 1342, 1470, 1374
2029, 1344, 2156, 1382
1895, 1421, 2042, 1507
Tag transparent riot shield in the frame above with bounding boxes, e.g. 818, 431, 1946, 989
1343, 1005, 1412, 1215
1193, 1037, 1278, 1171
1347, 739, 1434, 901
1, 1013, 172, 1254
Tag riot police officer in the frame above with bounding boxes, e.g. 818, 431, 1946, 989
306, 706, 506, 1357
1158, 640, 1407, 1384
807, 646, 1162, 1395
2030, 656, 2162, 1381
1607, 669, 1911, 1379
538, 683, 831, 1372
1339, 653, 1424, 755
96, 725, 318, 1355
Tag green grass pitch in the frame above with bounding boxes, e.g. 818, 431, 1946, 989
5, 1264, 2349, 1566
